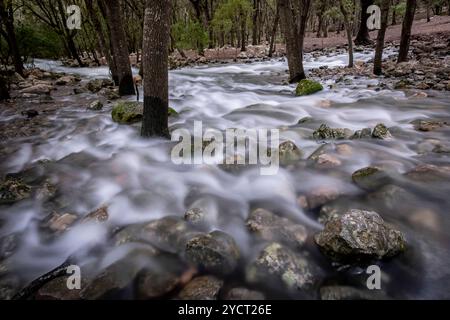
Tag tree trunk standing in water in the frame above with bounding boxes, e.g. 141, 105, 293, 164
268, 4, 280, 57
0, 0, 24, 76
252, 0, 260, 45
397, 0, 417, 63
141, 0, 170, 138
103, 0, 136, 96
355, 0, 373, 45
373, 0, 390, 75
278, 0, 311, 83
339, 0, 354, 68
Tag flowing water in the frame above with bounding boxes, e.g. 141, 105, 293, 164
1, 51, 450, 299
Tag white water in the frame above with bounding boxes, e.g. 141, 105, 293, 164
1, 50, 449, 299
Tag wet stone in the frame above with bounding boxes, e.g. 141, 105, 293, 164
372, 124, 392, 140
278, 141, 303, 165
352, 166, 390, 190
314, 209, 406, 262
0, 177, 31, 205
224, 287, 265, 300
185, 230, 240, 275
177, 275, 223, 300
313, 124, 353, 140
246, 208, 307, 248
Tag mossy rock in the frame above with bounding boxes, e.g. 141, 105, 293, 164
168, 107, 178, 116
295, 79, 323, 96
111, 101, 143, 124
0, 177, 31, 205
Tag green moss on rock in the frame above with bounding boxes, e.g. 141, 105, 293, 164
111, 101, 143, 124
295, 79, 323, 96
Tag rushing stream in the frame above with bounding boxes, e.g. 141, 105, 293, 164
1, 50, 450, 299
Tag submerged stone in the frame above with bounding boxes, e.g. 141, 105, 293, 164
246, 208, 307, 248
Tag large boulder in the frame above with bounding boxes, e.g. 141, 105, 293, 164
85, 79, 114, 93
246, 242, 320, 291
111, 101, 143, 124
314, 209, 406, 262
185, 231, 240, 275
295, 79, 323, 96
246, 208, 307, 248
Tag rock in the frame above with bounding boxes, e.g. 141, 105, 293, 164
86, 79, 114, 93
168, 107, 179, 116
136, 269, 180, 299
406, 164, 450, 183
336, 144, 353, 156
246, 208, 307, 248
411, 119, 448, 132
0, 234, 17, 260
320, 285, 386, 300
73, 87, 88, 95
55, 76, 76, 85
0, 276, 20, 300
351, 128, 372, 139
46, 213, 78, 232
21, 110, 39, 118
315, 154, 342, 168
295, 79, 323, 96
313, 124, 353, 140
87, 100, 103, 111
372, 123, 392, 139
314, 209, 406, 262
301, 187, 340, 209
178, 275, 223, 300
185, 231, 240, 275
0, 177, 31, 205
82, 206, 109, 223
81, 246, 157, 299
19, 84, 54, 95
224, 287, 265, 300
36, 276, 85, 300
352, 166, 390, 190
111, 101, 143, 124
246, 242, 320, 291
99, 87, 120, 100
184, 208, 205, 225
278, 141, 302, 165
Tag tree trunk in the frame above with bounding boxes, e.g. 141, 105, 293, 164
355, 0, 373, 45
0, 0, 24, 76
391, 0, 398, 25
268, 4, 280, 57
340, 0, 354, 67
373, 0, 389, 75
141, 0, 170, 138
240, 11, 247, 51
252, 0, 260, 45
278, 0, 311, 83
397, 0, 416, 63
103, 0, 135, 96
0, 75, 9, 101
426, 0, 431, 22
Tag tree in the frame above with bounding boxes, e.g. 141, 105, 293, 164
141, 0, 170, 138
252, 0, 260, 45
278, 0, 311, 83
0, 74, 9, 101
398, 0, 417, 63
0, 0, 24, 76
354, 0, 373, 45
102, 0, 136, 96
339, 0, 354, 68
373, 0, 390, 75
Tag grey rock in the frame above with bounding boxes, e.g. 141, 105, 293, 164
178, 275, 223, 300
372, 124, 392, 140
278, 141, 303, 165
224, 287, 265, 300
313, 124, 353, 140
352, 166, 390, 190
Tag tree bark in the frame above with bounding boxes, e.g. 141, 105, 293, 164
240, 10, 247, 51
0, 75, 9, 101
268, 4, 280, 57
103, 0, 136, 96
339, 0, 354, 67
252, 0, 260, 45
397, 0, 416, 63
0, 0, 24, 76
373, 0, 389, 75
354, 0, 373, 45
141, 0, 170, 138
278, 0, 311, 83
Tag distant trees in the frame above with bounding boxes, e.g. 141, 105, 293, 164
141, 0, 170, 138
0, 0, 24, 76
398, 0, 417, 63
339, 0, 354, 68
